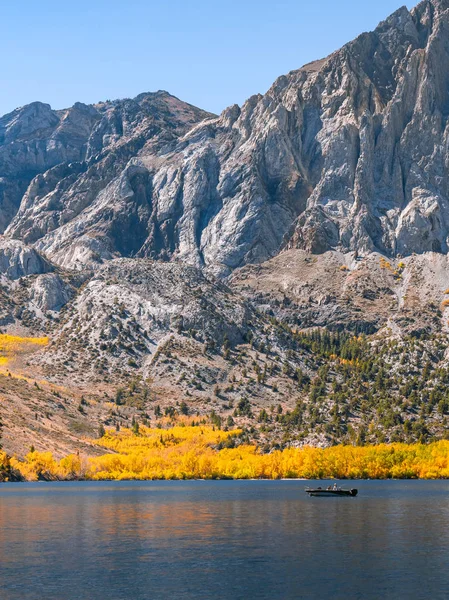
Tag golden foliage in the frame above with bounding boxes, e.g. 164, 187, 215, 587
9, 451, 83, 481
10, 451, 58, 481
380, 257, 393, 271
8, 427, 449, 481
89, 424, 242, 480
0, 334, 48, 349
0, 450, 11, 480
0, 334, 48, 367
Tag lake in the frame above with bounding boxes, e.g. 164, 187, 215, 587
1, 480, 449, 599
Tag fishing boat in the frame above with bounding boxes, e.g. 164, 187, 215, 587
306, 484, 358, 497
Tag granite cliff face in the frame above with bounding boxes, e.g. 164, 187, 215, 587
4, 0, 449, 274
2, 92, 213, 266
288, 0, 449, 258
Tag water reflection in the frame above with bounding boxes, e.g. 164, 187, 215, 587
1, 480, 449, 599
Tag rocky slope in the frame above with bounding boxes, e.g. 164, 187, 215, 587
4, 0, 449, 275
1, 237, 449, 457
2, 92, 213, 266
230, 249, 449, 336
0, 237, 81, 330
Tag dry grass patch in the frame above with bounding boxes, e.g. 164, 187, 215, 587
0, 334, 48, 367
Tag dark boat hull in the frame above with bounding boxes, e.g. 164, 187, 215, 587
306, 489, 358, 497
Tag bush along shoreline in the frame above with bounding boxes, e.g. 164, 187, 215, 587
0, 451, 23, 482
2, 423, 449, 481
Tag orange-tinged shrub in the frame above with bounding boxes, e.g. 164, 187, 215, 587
8, 429, 449, 481
10, 451, 58, 481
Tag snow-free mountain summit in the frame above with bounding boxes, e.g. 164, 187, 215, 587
3, 0, 449, 275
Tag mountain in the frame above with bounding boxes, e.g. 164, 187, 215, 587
1, 92, 214, 266
4, 0, 449, 275
3, 0, 449, 460
2, 238, 449, 458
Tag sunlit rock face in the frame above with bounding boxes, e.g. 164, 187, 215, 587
1, 92, 213, 264
4, 1, 449, 275
287, 0, 449, 260
0, 238, 52, 280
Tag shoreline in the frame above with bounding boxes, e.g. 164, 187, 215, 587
2, 476, 447, 484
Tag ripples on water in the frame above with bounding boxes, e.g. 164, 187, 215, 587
1, 480, 449, 600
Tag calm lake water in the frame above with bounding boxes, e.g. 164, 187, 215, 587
1, 480, 449, 600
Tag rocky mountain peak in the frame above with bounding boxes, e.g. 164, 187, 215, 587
0, 91, 214, 255
0, 102, 58, 143
3, 0, 449, 275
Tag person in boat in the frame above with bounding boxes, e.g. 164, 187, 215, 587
333, 483, 338, 491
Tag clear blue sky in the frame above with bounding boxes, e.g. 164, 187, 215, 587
1, 0, 413, 117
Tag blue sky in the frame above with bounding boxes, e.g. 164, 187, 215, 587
1, 0, 413, 117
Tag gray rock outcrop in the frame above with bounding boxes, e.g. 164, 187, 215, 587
0, 238, 52, 280
2, 93, 213, 260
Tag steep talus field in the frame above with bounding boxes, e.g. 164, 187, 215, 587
230, 249, 449, 335
2, 0, 449, 459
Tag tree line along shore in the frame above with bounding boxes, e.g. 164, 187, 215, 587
2, 421, 449, 481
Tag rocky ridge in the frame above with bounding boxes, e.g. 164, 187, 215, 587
4, 1, 449, 275
2, 92, 213, 267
